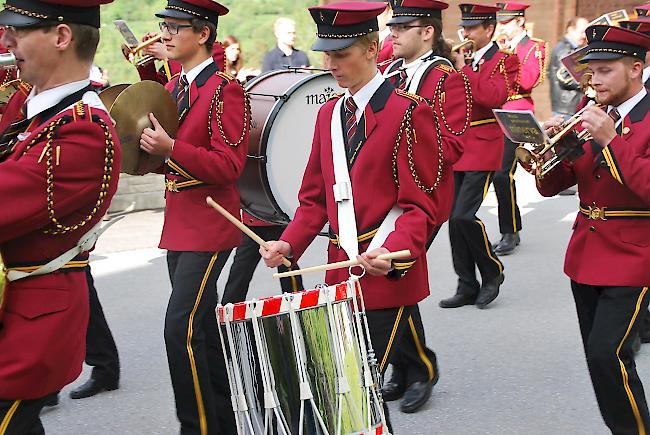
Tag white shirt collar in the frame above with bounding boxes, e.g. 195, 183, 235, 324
643, 66, 650, 85
608, 86, 647, 127
472, 41, 494, 68
26, 79, 91, 120
181, 57, 214, 86
344, 71, 385, 123
402, 50, 433, 79
509, 32, 527, 51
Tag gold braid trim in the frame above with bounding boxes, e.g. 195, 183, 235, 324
21, 111, 116, 235
491, 55, 514, 100
208, 77, 250, 147
392, 103, 444, 194
434, 72, 472, 136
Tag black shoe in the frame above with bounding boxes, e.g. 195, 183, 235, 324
494, 233, 520, 255
439, 294, 476, 308
381, 368, 406, 402
400, 381, 433, 413
69, 378, 118, 400
43, 393, 59, 407
476, 274, 504, 309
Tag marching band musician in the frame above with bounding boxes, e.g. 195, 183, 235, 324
492, 2, 547, 255
439, 4, 518, 310
260, 1, 461, 428
538, 24, 650, 434
137, 0, 248, 433
0, 0, 122, 432
379, 0, 470, 414
0, 29, 17, 117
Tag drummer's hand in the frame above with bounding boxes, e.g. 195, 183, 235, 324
260, 240, 293, 268
357, 247, 392, 276
140, 113, 173, 157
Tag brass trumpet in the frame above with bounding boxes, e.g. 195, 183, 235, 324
452, 39, 475, 64
121, 34, 163, 67
0, 53, 17, 70
516, 74, 598, 179
555, 65, 574, 86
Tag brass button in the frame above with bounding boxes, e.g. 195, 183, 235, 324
595, 173, 601, 180
589, 226, 596, 232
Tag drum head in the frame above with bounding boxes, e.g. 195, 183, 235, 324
241, 71, 343, 223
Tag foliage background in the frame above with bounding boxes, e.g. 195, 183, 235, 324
96, 0, 321, 85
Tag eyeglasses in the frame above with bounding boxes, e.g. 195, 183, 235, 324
389, 24, 433, 33
2, 24, 53, 37
159, 22, 193, 35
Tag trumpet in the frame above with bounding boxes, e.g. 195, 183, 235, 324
516, 76, 598, 179
121, 34, 163, 67
0, 53, 17, 70
452, 39, 475, 64
555, 65, 574, 86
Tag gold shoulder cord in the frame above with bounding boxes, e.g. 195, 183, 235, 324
22, 105, 116, 235
392, 103, 444, 194
491, 55, 514, 99
434, 72, 472, 136
208, 77, 250, 147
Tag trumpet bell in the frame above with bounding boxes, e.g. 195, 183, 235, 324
0, 53, 16, 70
515, 146, 535, 165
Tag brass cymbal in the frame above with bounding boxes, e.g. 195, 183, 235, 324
99, 83, 129, 111
110, 81, 179, 175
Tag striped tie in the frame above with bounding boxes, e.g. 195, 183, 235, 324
609, 108, 622, 135
398, 68, 408, 90
0, 104, 30, 159
345, 97, 357, 150
176, 74, 188, 109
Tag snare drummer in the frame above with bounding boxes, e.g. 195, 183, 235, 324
260, 1, 460, 429
138, 1, 248, 433
380, 0, 470, 413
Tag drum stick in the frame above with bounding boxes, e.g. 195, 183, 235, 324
272, 250, 412, 279
206, 197, 292, 268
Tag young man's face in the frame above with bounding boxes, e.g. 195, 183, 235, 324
390, 21, 433, 61
589, 58, 643, 106
324, 40, 377, 92
461, 23, 493, 49
496, 17, 524, 42
160, 17, 206, 62
1, 25, 59, 87
275, 22, 296, 48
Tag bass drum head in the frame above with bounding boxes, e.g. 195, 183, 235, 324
241, 71, 343, 224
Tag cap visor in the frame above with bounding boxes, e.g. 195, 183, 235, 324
311, 37, 358, 52
0, 10, 43, 27
387, 16, 418, 25
155, 9, 196, 21
459, 19, 486, 27
497, 16, 516, 23
580, 52, 626, 62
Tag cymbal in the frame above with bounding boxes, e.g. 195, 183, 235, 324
110, 81, 179, 175
99, 83, 129, 111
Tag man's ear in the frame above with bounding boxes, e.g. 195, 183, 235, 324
54, 24, 74, 52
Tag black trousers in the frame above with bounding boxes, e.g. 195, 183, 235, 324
571, 282, 650, 435
221, 226, 303, 305
0, 398, 47, 435
493, 137, 522, 235
449, 171, 504, 296
84, 266, 119, 384
165, 250, 236, 435
386, 227, 442, 386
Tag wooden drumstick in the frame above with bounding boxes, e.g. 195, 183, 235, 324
206, 197, 292, 268
273, 250, 412, 279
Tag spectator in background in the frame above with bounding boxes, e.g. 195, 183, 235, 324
261, 17, 310, 72
548, 17, 588, 119
222, 35, 260, 83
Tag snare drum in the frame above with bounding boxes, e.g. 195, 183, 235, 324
240, 70, 343, 225
217, 281, 388, 435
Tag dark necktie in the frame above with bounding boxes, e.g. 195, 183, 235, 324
344, 97, 357, 152
176, 75, 188, 109
609, 108, 622, 135
0, 104, 30, 159
397, 68, 408, 90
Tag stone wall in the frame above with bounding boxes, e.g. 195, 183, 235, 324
108, 173, 165, 213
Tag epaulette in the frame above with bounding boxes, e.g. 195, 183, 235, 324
18, 81, 33, 96
435, 64, 455, 74
499, 48, 514, 55
327, 92, 344, 102
395, 88, 425, 104
216, 71, 235, 82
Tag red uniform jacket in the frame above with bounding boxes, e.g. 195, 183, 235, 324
385, 57, 470, 221
281, 80, 461, 310
458, 42, 519, 171
137, 41, 225, 84
537, 93, 650, 286
159, 61, 248, 252
503, 35, 547, 112
0, 85, 121, 399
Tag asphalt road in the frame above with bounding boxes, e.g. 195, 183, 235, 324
40, 174, 647, 434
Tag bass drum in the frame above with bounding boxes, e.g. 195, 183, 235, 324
240, 70, 343, 224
